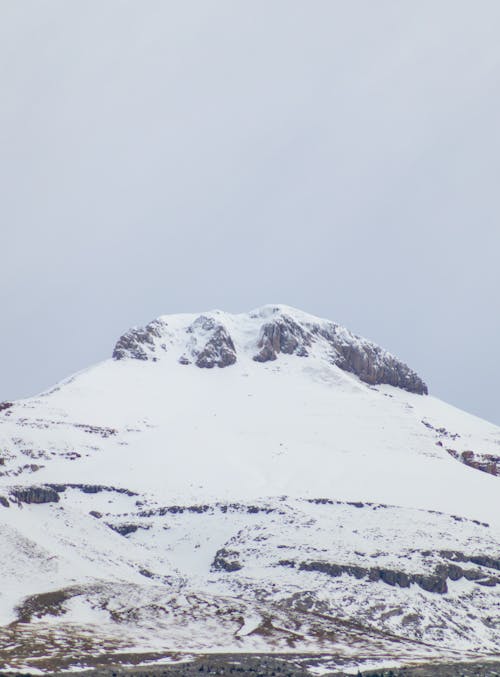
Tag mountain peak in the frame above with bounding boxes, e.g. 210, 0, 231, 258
112, 305, 428, 395
2, 309, 500, 671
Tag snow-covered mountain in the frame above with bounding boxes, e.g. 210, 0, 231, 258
0, 305, 499, 673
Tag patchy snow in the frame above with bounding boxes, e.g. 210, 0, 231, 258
0, 305, 498, 671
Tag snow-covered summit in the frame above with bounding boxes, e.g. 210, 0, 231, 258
112, 305, 428, 394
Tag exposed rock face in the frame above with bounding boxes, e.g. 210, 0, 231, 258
440, 550, 500, 572
290, 558, 499, 594
10, 485, 60, 504
111, 306, 427, 394
446, 448, 500, 477
188, 316, 237, 369
112, 319, 167, 361
320, 324, 428, 395
252, 314, 427, 394
253, 317, 311, 362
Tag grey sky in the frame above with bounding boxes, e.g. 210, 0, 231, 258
1, 1, 499, 424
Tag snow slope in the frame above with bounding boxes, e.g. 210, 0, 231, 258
0, 306, 498, 672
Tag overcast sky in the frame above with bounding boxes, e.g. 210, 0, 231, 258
1, 1, 499, 424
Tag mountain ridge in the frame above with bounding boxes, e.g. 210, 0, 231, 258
111, 304, 428, 394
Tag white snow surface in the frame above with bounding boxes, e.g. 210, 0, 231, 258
0, 305, 498, 671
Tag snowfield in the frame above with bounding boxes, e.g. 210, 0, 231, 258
0, 306, 498, 672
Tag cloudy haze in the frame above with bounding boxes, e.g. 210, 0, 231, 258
1, 1, 499, 423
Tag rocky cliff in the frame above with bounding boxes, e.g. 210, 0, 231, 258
112, 305, 427, 394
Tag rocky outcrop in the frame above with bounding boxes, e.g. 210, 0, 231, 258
289, 558, 498, 594
3, 484, 137, 506
47, 483, 138, 496
251, 313, 427, 394
253, 316, 311, 362
440, 550, 500, 572
189, 317, 237, 368
139, 503, 211, 517
212, 548, 243, 572
114, 314, 238, 368
446, 448, 500, 477
10, 485, 60, 504
107, 522, 149, 536
111, 306, 427, 394
138, 501, 280, 518
317, 324, 428, 394
422, 420, 499, 478
112, 319, 167, 361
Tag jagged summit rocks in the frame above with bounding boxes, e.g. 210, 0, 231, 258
253, 315, 312, 361
112, 305, 428, 395
112, 318, 167, 361
182, 315, 237, 368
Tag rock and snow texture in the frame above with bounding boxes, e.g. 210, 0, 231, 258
0, 305, 498, 672
112, 305, 428, 394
